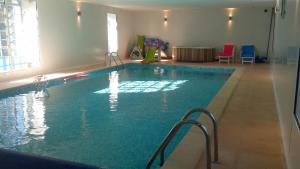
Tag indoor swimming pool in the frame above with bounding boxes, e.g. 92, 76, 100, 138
0, 64, 234, 169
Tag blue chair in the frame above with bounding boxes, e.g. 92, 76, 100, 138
241, 45, 255, 64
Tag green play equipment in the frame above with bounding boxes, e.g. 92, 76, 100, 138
137, 35, 144, 51
142, 47, 157, 64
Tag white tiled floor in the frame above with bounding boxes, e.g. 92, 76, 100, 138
196, 64, 286, 169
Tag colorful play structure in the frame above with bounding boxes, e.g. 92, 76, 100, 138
130, 36, 261, 64
130, 35, 169, 64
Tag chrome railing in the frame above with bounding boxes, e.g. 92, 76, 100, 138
146, 108, 219, 169
182, 108, 219, 163
105, 52, 124, 67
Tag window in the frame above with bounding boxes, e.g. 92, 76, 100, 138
0, 0, 39, 72
0, 0, 19, 5
107, 13, 118, 53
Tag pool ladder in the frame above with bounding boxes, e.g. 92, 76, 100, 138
105, 52, 124, 67
146, 108, 219, 169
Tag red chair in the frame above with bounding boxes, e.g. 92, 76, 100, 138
218, 44, 235, 64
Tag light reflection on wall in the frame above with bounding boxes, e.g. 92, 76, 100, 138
0, 92, 48, 148
163, 10, 169, 27
226, 8, 236, 35
76, 3, 81, 28
94, 80, 188, 94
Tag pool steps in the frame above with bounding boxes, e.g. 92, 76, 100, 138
146, 108, 219, 169
105, 52, 124, 68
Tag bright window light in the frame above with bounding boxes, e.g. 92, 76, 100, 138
107, 13, 118, 53
0, 0, 39, 72
108, 71, 119, 111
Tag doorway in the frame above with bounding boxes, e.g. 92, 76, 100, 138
107, 13, 118, 53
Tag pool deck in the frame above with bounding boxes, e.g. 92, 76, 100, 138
0, 61, 286, 169
0, 64, 106, 91
207, 64, 286, 169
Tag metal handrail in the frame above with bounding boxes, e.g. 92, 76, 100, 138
105, 52, 122, 66
105, 52, 111, 66
111, 54, 118, 66
111, 52, 124, 65
181, 108, 219, 163
105, 52, 124, 67
146, 119, 211, 169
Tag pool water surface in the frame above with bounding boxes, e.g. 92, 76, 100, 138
0, 64, 234, 169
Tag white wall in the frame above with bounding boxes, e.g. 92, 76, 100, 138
131, 7, 271, 59
38, 0, 134, 72
272, 0, 300, 168
0, 0, 134, 82
0, 4, 276, 81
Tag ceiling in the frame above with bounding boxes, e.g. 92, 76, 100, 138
75, 0, 275, 10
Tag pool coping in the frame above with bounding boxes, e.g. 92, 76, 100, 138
0, 63, 109, 91
160, 64, 244, 169
0, 64, 123, 94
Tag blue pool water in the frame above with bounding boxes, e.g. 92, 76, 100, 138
0, 64, 234, 169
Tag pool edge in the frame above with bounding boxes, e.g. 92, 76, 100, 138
161, 66, 244, 169
0, 64, 121, 92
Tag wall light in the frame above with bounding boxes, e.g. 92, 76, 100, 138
163, 10, 169, 27
164, 16, 168, 22
77, 11, 82, 16
76, 7, 81, 27
76, 1, 81, 28
226, 7, 236, 21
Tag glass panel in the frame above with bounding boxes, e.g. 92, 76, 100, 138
3, 0, 20, 5
0, 0, 39, 72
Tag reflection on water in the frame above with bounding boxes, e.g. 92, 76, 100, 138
109, 71, 119, 111
0, 92, 48, 148
96, 70, 188, 113
95, 80, 188, 94
98, 70, 188, 112
28, 95, 48, 138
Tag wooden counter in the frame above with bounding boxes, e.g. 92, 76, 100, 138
172, 47, 216, 62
